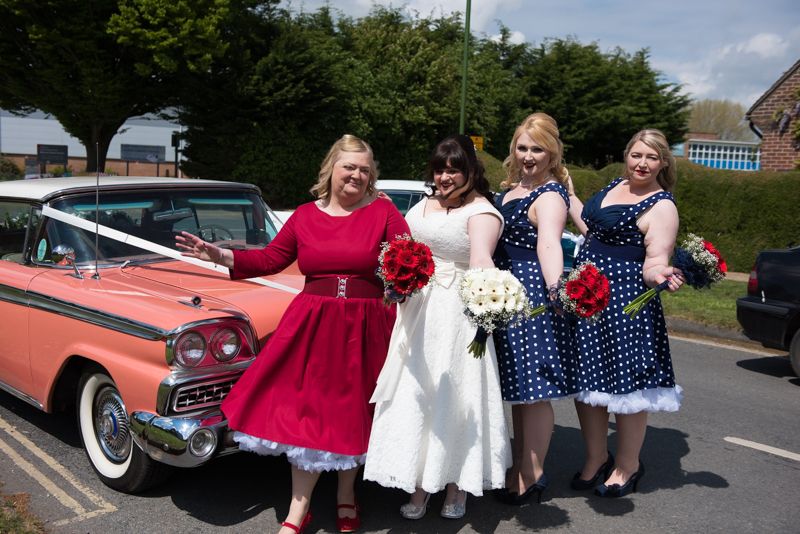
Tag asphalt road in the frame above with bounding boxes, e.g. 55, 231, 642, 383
1, 336, 798, 534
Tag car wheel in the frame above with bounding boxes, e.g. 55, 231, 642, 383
790, 330, 800, 377
77, 367, 171, 493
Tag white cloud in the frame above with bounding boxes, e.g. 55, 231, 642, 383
736, 33, 789, 58
490, 30, 526, 45
653, 29, 800, 107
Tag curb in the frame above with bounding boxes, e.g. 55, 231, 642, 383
665, 317, 750, 343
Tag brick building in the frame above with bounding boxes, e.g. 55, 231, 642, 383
745, 59, 800, 171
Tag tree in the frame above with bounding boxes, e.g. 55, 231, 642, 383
0, 0, 230, 172
513, 39, 690, 166
688, 99, 756, 141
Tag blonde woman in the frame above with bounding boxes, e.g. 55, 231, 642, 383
565, 129, 684, 498
492, 112, 575, 504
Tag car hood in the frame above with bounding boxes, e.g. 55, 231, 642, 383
28, 260, 303, 342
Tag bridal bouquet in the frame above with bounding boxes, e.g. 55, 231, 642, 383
623, 233, 727, 318
378, 234, 435, 305
459, 268, 530, 358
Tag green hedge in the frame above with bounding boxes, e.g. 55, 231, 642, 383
479, 152, 800, 272
0, 157, 22, 181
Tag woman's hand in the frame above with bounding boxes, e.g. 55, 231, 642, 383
656, 266, 685, 293
175, 231, 224, 264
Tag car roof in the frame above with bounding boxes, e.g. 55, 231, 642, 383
0, 176, 257, 202
376, 179, 429, 192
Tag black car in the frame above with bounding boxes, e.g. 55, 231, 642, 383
736, 245, 800, 375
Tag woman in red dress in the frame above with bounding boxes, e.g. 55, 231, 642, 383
176, 135, 409, 534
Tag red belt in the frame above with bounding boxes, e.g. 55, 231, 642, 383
302, 276, 384, 299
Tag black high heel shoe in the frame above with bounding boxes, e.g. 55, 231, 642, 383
570, 451, 614, 491
595, 462, 645, 498
499, 473, 549, 505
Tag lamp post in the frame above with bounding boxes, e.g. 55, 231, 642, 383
458, 0, 471, 135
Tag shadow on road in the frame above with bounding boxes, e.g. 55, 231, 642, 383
736, 354, 798, 385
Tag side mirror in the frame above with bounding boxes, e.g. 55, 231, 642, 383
51, 244, 83, 279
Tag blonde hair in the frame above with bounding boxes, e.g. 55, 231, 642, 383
623, 129, 677, 192
501, 112, 569, 190
309, 134, 379, 199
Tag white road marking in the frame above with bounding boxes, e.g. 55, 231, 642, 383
670, 334, 784, 356
724, 436, 800, 462
0, 434, 87, 515
0, 415, 116, 526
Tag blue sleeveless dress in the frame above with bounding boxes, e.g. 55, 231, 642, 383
571, 177, 682, 413
493, 182, 577, 403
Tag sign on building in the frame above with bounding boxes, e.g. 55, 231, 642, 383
120, 144, 166, 163
469, 135, 484, 151
36, 144, 68, 165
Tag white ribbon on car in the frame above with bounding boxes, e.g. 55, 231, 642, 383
41, 205, 300, 294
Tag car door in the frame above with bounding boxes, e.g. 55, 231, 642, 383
0, 201, 39, 399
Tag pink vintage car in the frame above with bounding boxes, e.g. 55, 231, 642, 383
0, 176, 302, 493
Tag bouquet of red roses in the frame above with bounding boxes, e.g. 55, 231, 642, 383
378, 233, 435, 305
623, 233, 727, 318
556, 261, 610, 323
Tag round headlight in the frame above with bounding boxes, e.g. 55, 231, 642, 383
210, 328, 241, 362
174, 331, 206, 367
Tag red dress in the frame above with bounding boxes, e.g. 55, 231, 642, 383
221, 198, 409, 461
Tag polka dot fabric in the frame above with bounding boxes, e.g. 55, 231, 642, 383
570, 177, 682, 413
493, 183, 578, 403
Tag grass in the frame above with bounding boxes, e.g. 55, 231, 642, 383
0, 487, 45, 534
660, 279, 746, 331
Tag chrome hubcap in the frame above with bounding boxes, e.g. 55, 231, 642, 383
94, 385, 131, 463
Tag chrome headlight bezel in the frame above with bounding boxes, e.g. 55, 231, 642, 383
166, 317, 257, 369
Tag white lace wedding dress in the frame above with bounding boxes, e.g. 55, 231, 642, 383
364, 199, 511, 496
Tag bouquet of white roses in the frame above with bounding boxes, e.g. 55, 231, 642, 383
459, 267, 531, 358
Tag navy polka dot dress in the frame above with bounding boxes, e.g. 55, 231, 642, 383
570, 177, 682, 414
493, 183, 578, 403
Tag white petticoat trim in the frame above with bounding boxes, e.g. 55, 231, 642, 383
575, 385, 683, 414
233, 432, 366, 472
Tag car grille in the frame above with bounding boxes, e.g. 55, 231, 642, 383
171, 376, 238, 413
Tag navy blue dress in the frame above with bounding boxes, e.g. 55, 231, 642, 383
493, 183, 577, 403
571, 177, 682, 414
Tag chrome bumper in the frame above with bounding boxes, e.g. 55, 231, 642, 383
129, 409, 239, 468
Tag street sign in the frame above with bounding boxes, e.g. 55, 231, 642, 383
121, 144, 166, 163
36, 144, 68, 165
469, 135, 484, 151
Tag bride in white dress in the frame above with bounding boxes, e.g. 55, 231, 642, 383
364, 135, 511, 520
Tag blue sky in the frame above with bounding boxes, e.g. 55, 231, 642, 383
282, 0, 800, 108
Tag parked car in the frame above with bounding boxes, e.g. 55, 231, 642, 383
736, 245, 800, 375
0, 176, 303, 492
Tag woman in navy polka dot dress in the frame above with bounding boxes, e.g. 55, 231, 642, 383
493, 113, 577, 504
565, 129, 684, 498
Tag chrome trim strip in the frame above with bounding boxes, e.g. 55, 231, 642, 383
0, 380, 44, 410
1, 282, 167, 340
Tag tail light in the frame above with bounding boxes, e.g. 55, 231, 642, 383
746, 264, 758, 295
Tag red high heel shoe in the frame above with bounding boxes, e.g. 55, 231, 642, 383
281, 511, 312, 533
336, 503, 361, 533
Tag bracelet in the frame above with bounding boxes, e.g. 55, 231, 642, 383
547, 283, 559, 300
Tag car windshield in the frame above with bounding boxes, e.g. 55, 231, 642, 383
37, 188, 280, 266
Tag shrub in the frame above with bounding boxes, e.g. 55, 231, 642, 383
0, 157, 22, 181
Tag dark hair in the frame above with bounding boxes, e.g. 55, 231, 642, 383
424, 135, 493, 205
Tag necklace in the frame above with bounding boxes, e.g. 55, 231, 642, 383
518, 173, 553, 190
